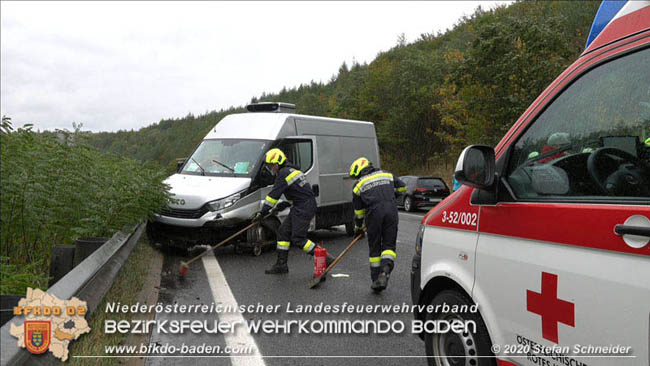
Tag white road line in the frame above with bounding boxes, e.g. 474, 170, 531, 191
202, 255, 266, 366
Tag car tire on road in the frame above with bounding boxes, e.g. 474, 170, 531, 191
404, 196, 414, 212
424, 290, 496, 366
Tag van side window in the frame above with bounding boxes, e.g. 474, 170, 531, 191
506, 47, 650, 202
279, 140, 313, 172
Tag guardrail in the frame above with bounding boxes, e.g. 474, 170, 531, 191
0, 223, 145, 366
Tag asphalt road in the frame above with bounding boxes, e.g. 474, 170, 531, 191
149, 209, 428, 366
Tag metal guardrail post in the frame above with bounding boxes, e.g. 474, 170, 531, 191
0, 223, 145, 366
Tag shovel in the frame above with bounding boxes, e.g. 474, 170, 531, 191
309, 233, 364, 289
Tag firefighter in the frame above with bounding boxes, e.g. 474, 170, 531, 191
349, 157, 406, 292
252, 148, 333, 274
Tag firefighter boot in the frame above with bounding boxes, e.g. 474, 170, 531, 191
371, 272, 390, 292
370, 267, 381, 282
265, 250, 289, 274
371, 261, 393, 292
371, 273, 388, 292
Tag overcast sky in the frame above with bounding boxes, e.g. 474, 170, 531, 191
1, 1, 508, 132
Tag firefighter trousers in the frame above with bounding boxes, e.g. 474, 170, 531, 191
366, 201, 398, 280
275, 199, 317, 255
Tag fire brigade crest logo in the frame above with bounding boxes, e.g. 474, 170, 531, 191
10, 288, 91, 361
25, 321, 51, 354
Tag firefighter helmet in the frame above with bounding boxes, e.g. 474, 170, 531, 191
265, 148, 286, 165
349, 157, 371, 177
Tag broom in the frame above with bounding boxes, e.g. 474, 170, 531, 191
178, 214, 271, 278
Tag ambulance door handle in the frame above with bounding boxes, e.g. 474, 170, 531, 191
614, 225, 650, 238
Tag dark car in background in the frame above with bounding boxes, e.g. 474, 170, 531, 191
397, 176, 450, 212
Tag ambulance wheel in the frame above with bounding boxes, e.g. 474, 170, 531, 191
404, 196, 414, 212
424, 290, 495, 366
345, 222, 355, 237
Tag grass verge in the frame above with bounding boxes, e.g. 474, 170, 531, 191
67, 235, 159, 366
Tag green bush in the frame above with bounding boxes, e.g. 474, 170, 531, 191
0, 117, 171, 295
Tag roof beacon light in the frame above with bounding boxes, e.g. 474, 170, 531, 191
585, 0, 628, 50
246, 102, 296, 113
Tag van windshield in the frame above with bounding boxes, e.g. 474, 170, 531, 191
181, 139, 271, 177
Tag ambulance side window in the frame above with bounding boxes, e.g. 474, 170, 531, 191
506, 47, 650, 202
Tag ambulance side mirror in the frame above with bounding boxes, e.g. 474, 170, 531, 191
454, 145, 496, 190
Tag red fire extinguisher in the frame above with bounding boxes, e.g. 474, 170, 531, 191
314, 247, 328, 278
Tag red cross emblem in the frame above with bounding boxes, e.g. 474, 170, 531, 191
526, 272, 575, 343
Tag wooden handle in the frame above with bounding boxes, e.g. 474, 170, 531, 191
322, 234, 364, 274
185, 215, 270, 265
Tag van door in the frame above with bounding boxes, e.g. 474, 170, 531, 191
474, 47, 650, 365
277, 137, 320, 205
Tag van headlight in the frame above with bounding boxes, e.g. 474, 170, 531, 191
206, 192, 242, 212
415, 225, 424, 255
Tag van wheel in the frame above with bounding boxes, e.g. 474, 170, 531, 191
344, 222, 355, 237
146, 222, 167, 250
404, 196, 414, 212
252, 244, 263, 256
247, 224, 268, 244
424, 290, 495, 366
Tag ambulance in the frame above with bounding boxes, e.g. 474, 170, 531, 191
411, 2, 650, 365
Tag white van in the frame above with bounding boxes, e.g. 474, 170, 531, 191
148, 103, 380, 253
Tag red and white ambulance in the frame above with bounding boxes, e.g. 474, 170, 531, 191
411, 2, 650, 365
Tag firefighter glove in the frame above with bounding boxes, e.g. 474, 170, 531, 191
250, 212, 264, 223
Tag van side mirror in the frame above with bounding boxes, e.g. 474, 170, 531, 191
454, 145, 496, 189
260, 167, 275, 186
176, 158, 187, 173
